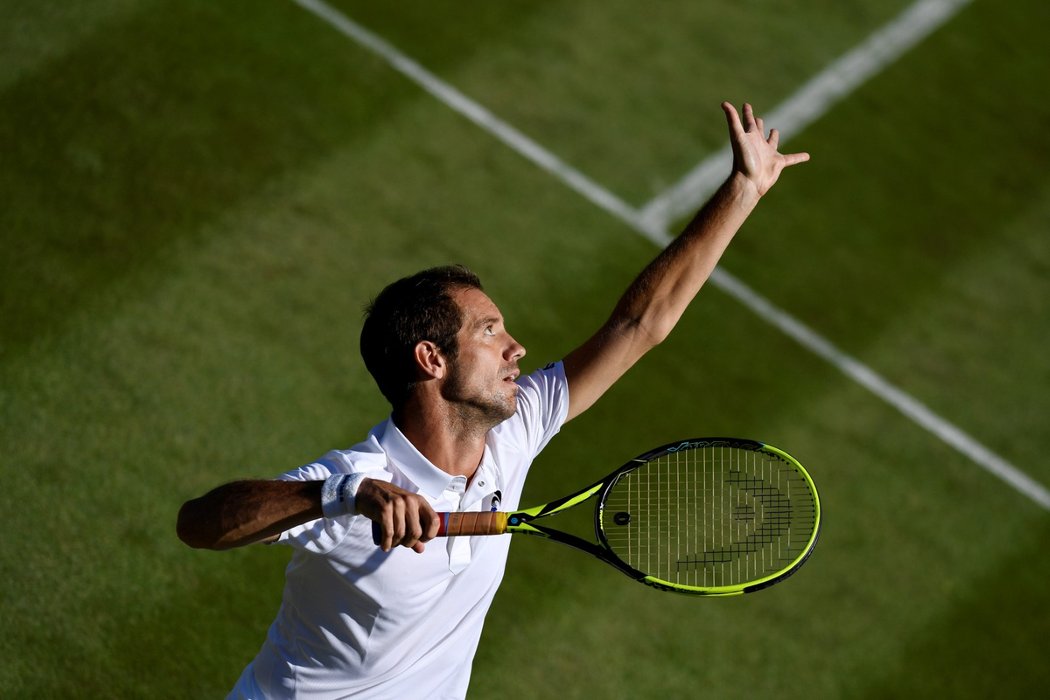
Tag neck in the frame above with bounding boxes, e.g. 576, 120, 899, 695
393, 402, 492, 478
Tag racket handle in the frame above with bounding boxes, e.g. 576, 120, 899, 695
436, 511, 509, 537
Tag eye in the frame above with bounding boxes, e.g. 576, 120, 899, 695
484, 325, 495, 336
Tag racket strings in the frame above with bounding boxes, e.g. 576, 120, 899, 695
601, 443, 818, 588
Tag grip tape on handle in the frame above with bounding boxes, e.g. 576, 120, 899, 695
436, 511, 509, 537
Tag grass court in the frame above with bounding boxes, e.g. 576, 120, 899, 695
2, 0, 1048, 696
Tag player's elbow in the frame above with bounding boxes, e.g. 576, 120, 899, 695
642, 317, 675, 347
176, 499, 222, 550
616, 314, 672, 351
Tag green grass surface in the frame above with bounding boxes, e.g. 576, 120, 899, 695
2, 0, 1048, 696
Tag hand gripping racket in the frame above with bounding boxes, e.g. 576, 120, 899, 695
438, 438, 820, 596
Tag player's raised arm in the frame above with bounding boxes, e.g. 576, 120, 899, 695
562, 102, 809, 421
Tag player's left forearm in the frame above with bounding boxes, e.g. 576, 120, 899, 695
610, 172, 758, 346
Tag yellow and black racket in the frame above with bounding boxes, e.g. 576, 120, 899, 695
438, 438, 820, 596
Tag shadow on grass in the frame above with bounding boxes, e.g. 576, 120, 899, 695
0, 0, 547, 360
859, 515, 1050, 698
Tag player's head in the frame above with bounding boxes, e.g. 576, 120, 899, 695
361, 264, 484, 411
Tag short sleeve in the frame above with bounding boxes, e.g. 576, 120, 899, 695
507, 361, 570, 459
274, 448, 390, 553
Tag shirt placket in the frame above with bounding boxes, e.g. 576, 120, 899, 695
444, 469, 502, 574
443, 476, 472, 574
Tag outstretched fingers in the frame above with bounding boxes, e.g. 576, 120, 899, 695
722, 101, 810, 195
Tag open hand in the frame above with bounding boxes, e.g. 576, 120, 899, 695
723, 102, 810, 197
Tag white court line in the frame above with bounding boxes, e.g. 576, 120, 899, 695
290, 0, 664, 247
638, 0, 974, 232
292, 0, 1050, 511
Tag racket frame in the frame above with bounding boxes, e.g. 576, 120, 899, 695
443, 438, 820, 596
592, 438, 820, 596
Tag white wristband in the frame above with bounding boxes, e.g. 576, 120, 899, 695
321, 473, 365, 518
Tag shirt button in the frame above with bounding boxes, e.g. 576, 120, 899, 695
479, 481, 485, 487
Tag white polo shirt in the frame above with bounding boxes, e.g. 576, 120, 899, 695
229, 362, 569, 700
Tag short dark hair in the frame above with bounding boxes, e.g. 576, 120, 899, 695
360, 265, 483, 409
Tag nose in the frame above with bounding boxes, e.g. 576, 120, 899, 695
505, 335, 526, 362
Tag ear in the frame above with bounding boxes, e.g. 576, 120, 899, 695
413, 341, 448, 380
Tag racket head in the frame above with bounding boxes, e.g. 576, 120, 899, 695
595, 438, 820, 596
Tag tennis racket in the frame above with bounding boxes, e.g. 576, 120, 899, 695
438, 438, 820, 596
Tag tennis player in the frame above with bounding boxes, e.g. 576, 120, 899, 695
177, 103, 808, 699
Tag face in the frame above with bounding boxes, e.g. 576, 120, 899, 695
440, 287, 527, 425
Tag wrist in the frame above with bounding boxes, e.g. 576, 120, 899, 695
321, 473, 365, 518
725, 171, 762, 210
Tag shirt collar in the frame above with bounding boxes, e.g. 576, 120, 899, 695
372, 418, 503, 501
373, 418, 467, 499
